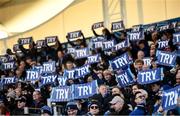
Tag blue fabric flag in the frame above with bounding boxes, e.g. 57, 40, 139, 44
36, 40, 46, 48
114, 39, 129, 51
116, 68, 135, 87
41, 61, 56, 74
1, 77, 16, 85
72, 80, 98, 99
75, 64, 90, 79
87, 54, 100, 64
137, 68, 163, 84
143, 57, 151, 67
50, 86, 72, 102
67, 30, 82, 40
26, 69, 40, 81
157, 51, 177, 67
1, 61, 16, 70
18, 37, 33, 45
162, 85, 180, 111
75, 47, 89, 59
103, 40, 115, 50
157, 40, 169, 49
57, 76, 68, 86
109, 52, 130, 70
111, 20, 125, 31
173, 32, 180, 45
40, 74, 58, 87
63, 69, 76, 79
92, 22, 104, 29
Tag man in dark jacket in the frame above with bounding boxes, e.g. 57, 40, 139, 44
104, 95, 132, 115
130, 91, 147, 115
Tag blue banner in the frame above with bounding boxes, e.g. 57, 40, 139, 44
41, 61, 56, 74
50, 86, 71, 102
63, 69, 76, 79
67, 47, 75, 54
36, 40, 46, 48
1, 77, 16, 85
131, 25, 143, 32
103, 40, 115, 50
143, 24, 156, 33
128, 31, 144, 41
18, 37, 33, 45
109, 52, 130, 70
75, 64, 90, 79
87, 54, 100, 64
143, 57, 151, 67
45, 36, 57, 44
157, 51, 177, 67
157, 40, 169, 49
50, 80, 98, 102
173, 32, 180, 45
75, 47, 89, 59
40, 74, 57, 87
1, 62, 16, 70
162, 85, 180, 111
67, 30, 82, 40
111, 20, 125, 31
26, 69, 40, 81
91, 36, 105, 42
114, 39, 129, 51
116, 68, 135, 87
57, 76, 68, 86
137, 68, 163, 84
157, 23, 170, 32
72, 80, 98, 99
92, 22, 104, 29
92, 41, 103, 49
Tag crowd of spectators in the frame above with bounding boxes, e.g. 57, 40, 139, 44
0, 18, 180, 116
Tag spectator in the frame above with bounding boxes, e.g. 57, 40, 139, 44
104, 95, 131, 115
90, 84, 111, 113
87, 100, 102, 115
65, 101, 79, 116
41, 105, 53, 116
12, 96, 27, 115
30, 90, 45, 113
130, 91, 147, 115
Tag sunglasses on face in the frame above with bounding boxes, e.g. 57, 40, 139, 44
90, 106, 99, 109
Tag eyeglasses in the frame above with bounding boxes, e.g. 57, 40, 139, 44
90, 106, 99, 109
136, 95, 145, 99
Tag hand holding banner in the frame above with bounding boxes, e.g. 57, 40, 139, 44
75, 47, 89, 59
1, 77, 16, 85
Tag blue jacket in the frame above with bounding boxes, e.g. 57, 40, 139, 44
130, 104, 146, 115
